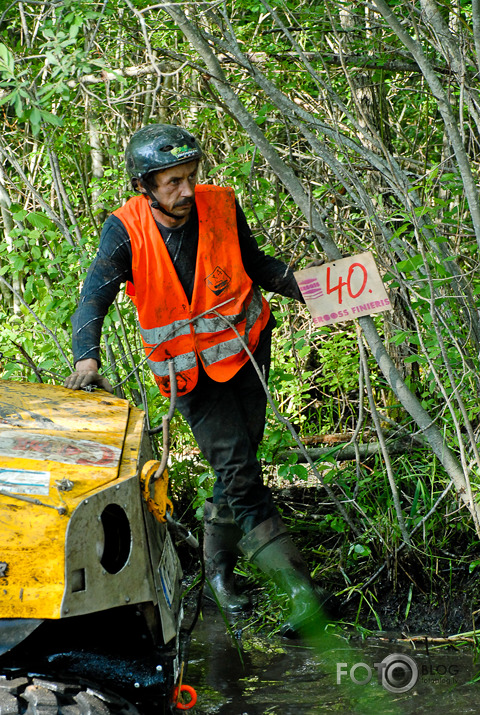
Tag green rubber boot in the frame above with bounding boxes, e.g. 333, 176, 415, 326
203, 499, 250, 613
238, 514, 339, 638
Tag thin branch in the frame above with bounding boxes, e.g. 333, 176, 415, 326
357, 324, 411, 545
0, 275, 73, 368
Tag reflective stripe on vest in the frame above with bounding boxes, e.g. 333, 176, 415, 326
139, 304, 247, 345
144, 289, 261, 375
200, 287, 263, 367
147, 350, 197, 378
113, 186, 270, 396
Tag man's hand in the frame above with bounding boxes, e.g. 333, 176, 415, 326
64, 358, 114, 393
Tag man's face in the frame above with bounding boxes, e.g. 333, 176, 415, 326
141, 160, 199, 224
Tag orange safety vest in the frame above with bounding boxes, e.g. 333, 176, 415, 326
113, 185, 271, 397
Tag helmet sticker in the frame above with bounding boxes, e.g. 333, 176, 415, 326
170, 145, 198, 159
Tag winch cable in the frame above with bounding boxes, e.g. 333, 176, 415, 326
166, 510, 205, 634
146, 360, 204, 709
149, 360, 177, 496
158, 362, 204, 634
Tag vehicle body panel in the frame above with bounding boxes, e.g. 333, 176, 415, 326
0, 380, 182, 647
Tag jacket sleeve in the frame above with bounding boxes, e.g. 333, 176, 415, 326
235, 202, 305, 303
71, 216, 133, 366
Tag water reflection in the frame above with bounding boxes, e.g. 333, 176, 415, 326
186, 607, 479, 714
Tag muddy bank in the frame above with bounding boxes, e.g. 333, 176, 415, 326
271, 485, 480, 637
178, 483, 480, 639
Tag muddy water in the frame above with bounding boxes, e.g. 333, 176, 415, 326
186, 608, 479, 714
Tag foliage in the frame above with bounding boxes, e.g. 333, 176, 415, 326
2, 0, 480, 631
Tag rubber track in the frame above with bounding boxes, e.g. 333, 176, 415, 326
0, 676, 141, 715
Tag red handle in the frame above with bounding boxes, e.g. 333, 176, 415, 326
173, 684, 197, 710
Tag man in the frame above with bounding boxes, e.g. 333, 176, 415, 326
65, 124, 336, 637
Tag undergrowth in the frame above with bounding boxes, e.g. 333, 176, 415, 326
170, 444, 480, 639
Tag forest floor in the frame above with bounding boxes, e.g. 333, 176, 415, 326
177, 482, 480, 642
271, 484, 480, 639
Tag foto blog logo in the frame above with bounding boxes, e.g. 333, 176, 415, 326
337, 653, 418, 693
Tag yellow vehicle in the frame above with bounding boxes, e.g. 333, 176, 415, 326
0, 379, 193, 714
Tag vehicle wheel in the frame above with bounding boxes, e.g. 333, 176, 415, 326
0, 674, 141, 714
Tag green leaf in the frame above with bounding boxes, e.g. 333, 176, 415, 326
12, 255, 26, 270
396, 255, 424, 273
469, 560, 480, 574
26, 213, 54, 230
14, 92, 24, 118
0, 90, 15, 107
0, 43, 15, 76
29, 107, 42, 135
45, 51, 59, 66
40, 110, 63, 127
69, 22, 82, 39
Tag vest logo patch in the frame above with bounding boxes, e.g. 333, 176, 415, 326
206, 266, 231, 295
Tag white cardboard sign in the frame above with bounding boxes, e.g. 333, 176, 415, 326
294, 251, 391, 328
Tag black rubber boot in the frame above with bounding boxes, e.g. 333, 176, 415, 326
203, 499, 250, 613
238, 514, 339, 638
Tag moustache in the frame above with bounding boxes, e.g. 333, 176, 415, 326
174, 198, 194, 208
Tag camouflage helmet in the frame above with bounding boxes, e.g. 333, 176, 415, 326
125, 124, 202, 181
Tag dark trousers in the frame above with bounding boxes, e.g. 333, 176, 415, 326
176, 328, 278, 534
